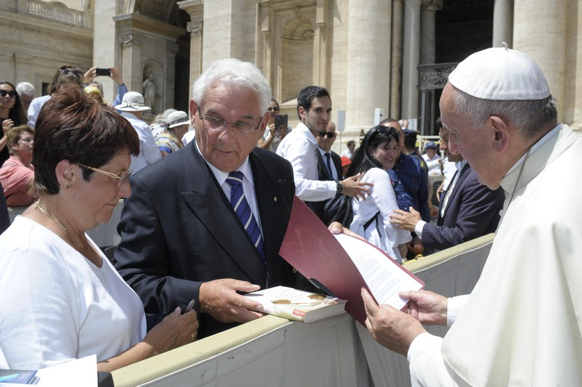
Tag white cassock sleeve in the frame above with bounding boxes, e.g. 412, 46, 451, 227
407, 333, 459, 387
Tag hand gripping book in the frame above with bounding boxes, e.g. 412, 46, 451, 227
244, 286, 347, 323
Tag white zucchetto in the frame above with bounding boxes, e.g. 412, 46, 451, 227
448, 46, 551, 100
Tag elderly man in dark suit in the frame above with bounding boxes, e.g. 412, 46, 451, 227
389, 124, 504, 252
114, 58, 297, 338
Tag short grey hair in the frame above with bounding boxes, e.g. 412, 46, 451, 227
453, 86, 558, 141
16, 82, 35, 97
192, 58, 272, 113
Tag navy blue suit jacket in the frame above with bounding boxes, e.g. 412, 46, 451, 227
114, 142, 296, 338
421, 163, 504, 251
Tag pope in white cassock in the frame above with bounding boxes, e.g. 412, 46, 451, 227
361, 46, 582, 386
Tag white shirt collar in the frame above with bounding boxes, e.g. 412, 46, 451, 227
194, 141, 254, 186
297, 122, 318, 146
318, 147, 330, 156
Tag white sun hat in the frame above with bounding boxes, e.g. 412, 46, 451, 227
115, 91, 151, 111
167, 111, 189, 128
448, 45, 551, 101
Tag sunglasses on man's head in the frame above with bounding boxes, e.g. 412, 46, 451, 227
318, 131, 336, 139
60, 68, 83, 77
0, 90, 17, 98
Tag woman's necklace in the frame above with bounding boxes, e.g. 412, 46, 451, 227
35, 201, 84, 250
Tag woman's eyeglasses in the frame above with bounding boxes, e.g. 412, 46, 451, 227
77, 163, 132, 187
318, 131, 336, 139
267, 107, 280, 112
0, 90, 17, 98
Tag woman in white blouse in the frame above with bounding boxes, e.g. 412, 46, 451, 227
0, 87, 198, 372
348, 125, 411, 262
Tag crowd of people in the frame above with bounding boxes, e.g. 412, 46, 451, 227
0, 46, 580, 386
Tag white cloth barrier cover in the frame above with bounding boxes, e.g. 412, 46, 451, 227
112, 234, 493, 387
113, 313, 370, 387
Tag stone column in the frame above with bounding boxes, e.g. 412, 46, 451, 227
118, 31, 144, 93
93, 0, 119, 103
401, 0, 421, 120
313, 0, 328, 87
419, 0, 442, 134
202, 0, 244, 68
514, 0, 567, 118
178, 0, 204, 101
492, 0, 514, 47
420, 0, 441, 65
345, 0, 391, 131
257, 2, 271, 84
390, 0, 404, 119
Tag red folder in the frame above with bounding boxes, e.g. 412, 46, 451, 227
279, 196, 424, 325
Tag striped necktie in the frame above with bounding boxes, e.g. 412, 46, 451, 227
226, 171, 266, 263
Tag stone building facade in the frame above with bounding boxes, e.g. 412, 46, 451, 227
1, 0, 580, 151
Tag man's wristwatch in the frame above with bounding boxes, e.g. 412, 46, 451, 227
336, 182, 343, 195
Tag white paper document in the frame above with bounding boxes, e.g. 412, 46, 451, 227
335, 233, 423, 310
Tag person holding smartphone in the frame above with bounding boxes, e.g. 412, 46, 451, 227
84, 67, 128, 108
257, 98, 289, 152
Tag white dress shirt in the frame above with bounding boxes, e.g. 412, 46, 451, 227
195, 142, 263, 233
276, 122, 336, 201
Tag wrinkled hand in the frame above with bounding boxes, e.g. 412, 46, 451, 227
199, 279, 264, 323
143, 307, 199, 356
389, 207, 421, 232
2, 119, 14, 133
109, 67, 123, 85
399, 290, 448, 326
328, 221, 365, 240
340, 174, 372, 199
362, 288, 426, 356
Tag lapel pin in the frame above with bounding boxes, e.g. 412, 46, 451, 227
274, 196, 278, 202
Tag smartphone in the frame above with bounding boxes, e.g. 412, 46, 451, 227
95, 68, 111, 76
275, 114, 288, 129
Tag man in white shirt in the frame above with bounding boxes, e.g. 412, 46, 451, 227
362, 47, 582, 385
277, 86, 370, 207
340, 140, 356, 160
421, 141, 441, 176
115, 92, 162, 172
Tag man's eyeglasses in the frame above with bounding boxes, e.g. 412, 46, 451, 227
0, 90, 17, 98
77, 163, 132, 187
318, 131, 336, 139
267, 107, 280, 112
198, 107, 262, 135
60, 68, 84, 77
